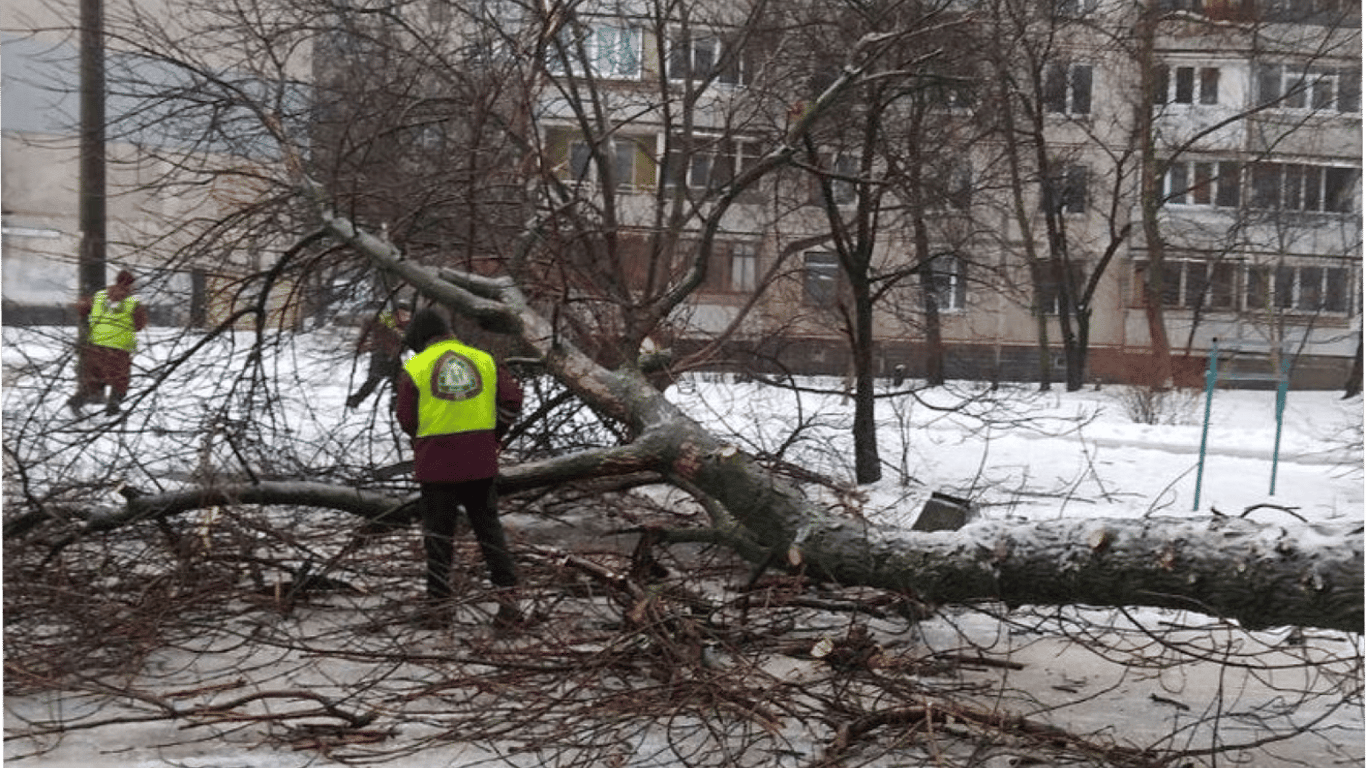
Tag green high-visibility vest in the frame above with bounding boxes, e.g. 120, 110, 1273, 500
88, 289, 140, 352
403, 339, 498, 438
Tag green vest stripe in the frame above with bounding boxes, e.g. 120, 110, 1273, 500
88, 290, 139, 352
403, 340, 499, 438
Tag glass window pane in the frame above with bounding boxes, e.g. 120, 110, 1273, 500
1072, 65, 1092, 114
1210, 262, 1235, 308
1216, 162, 1241, 207
1274, 265, 1296, 309
805, 251, 840, 305
1283, 164, 1303, 210
1168, 162, 1188, 205
1257, 64, 1282, 105
1312, 72, 1335, 109
732, 243, 757, 292
1200, 67, 1220, 104
1175, 66, 1195, 103
614, 140, 635, 187
570, 142, 591, 180
1325, 167, 1358, 213
1153, 65, 1169, 105
1184, 262, 1207, 308
694, 38, 716, 77
1298, 266, 1323, 310
1338, 70, 1360, 112
1192, 162, 1213, 204
1324, 267, 1348, 312
1304, 165, 1323, 211
1250, 163, 1282, 209
1246, 266, 1270, 309
1161, 261, 1182, 307
1044, 62, 1067, 113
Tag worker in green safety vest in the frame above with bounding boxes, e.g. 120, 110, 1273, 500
67, 270, 148, 417
396, 308, 524, 628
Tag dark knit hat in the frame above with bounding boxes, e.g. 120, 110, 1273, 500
402, 308, 451, 353
115, 270, 135, 286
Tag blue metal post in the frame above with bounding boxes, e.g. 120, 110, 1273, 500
1193, 340, 1219, 511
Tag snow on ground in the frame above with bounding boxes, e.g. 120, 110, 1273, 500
3, 326, 1363, 767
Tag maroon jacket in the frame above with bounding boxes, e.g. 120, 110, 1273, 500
395, 342, 524, 483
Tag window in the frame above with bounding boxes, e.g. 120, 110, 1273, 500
806, 154, 858, 206
1154, 65, 1221, 105
1165, 160, 1241, 207
1038, 261, 1084, 315
804, 251, 840, 306
1041, 164, 1088, 213
1251, 262, 1352, 313
928, 253, 968, 311
1044, 62, 1092, 116
830, 155, 858, 205
1257, 64, 1361, 113
703, 241, 759, 293
1245, 162, 1359, 213
1138, 259, 1351, 315
731, 242, 758, 292
663, 136, 761, 191
1053, 0, 1099, 17
923, 72, 978, 111
549, 23, 641, 79
1135, 258, 1236, 311
667, 32, 747, 86
1164, 160, 1361, 213
570, 138, 640, 187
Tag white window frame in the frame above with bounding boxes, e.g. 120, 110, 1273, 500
1044, 61, 1093, 116
570, 138, 638, 188
731, 242, 758, 292
1257, 63, 1361, 113
1164, 159, 1241, 208
664, 135, 761, 191
667, 30, 748, 86
550, 22, 642, 79
1246, 261, 1354, 315
1041, 164, 1088, 214
929, 253, 968, 311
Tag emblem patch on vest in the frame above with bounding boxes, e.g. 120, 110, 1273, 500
431, 351, 483, 401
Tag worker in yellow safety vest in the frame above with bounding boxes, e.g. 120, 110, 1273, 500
68, 270, 148, 417
395, 308, 524, 628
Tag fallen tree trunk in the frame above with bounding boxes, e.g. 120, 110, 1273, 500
35, 473, 1364, 632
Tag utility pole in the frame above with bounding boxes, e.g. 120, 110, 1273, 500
79, 0, 107, 300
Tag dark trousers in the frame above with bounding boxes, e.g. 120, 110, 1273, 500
420, 479, 517, 600
70, 344, 132, 410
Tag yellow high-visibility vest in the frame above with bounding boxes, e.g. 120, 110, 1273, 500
88, 290, 140, 352
403, 339, 498, 438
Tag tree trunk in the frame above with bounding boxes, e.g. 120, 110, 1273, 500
1136, 0, 1175, 389
851, 293, 883, 485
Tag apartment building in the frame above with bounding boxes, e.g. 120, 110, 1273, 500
508, 0, 1361, 387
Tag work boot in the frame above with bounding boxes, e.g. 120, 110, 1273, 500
105, 393, 123, 416
492, 590, 524, 630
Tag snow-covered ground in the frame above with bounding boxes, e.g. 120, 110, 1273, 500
4, 327, 1362, 767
